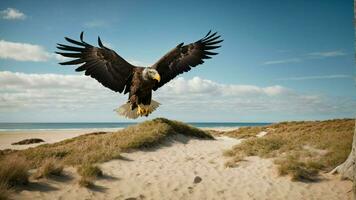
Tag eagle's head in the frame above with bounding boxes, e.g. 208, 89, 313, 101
143, 68, 161, 82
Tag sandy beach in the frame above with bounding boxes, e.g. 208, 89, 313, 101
0, 129, 351, 200
0, 129, 121, 150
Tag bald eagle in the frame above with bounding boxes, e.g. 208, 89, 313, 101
56, 31, 222, 119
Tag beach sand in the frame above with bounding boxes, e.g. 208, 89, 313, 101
0, 129, 121, 150
1, 130, 352, 200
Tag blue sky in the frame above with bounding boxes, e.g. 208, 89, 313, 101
0, 0, 355, 122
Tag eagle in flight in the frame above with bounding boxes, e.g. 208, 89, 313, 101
56, 31, 222, 119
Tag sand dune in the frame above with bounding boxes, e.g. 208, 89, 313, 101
13, 133, 351, 200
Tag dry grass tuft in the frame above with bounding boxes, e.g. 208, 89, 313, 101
78, 177, 93, 187
224, 119, 354, 181
77, 163, 103, 178
275, 154, 320, 181
232, 136, 285, 157
77, 163, 103, 187
0, 182, 12, 200
33, 157, 64, 179
0, 155, 29, 187
224, 154, 244, 168
0, 156, 29, 199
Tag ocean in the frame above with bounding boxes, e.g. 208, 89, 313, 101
0, 122, 270, 132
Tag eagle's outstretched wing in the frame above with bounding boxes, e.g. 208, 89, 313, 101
151, 31, 223, 90
56, 32, 135, 93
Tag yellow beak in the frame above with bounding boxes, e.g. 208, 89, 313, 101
154, 73, 161, 82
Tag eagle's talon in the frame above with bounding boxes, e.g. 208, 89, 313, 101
144, 107, 149, 116
142, 107, 148, 116
137, 105, 144, 116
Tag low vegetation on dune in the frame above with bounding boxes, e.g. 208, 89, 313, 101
209, 126, 268, 139
77, 163, 103, 187
0, 155, 29, 187
10, 118, 212, 167
224, 119, 354, 181
0, 118, 213, 192
0, 182, 12, 200
33, 157, 64, 179
0, 155, 29, 200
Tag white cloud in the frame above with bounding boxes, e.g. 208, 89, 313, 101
0, 72, 353, 121
0, 40, 68, 62
158, 77, 289, 97
263, 50, 347, 65
308, 50, 346, 58
154, 77, 354, 119
53, 54, 70, 62
263, 58, 301, 65
277, 74, 352, 81
0, 40, 51, 62
0, 8, 26, 20
0, 71, 98, 90
0, 71, 117, 112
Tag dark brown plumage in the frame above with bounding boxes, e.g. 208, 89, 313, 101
56, 31, 222, 119
151, 31, 223, 90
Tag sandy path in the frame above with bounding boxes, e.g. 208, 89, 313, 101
14, 134, 352, 200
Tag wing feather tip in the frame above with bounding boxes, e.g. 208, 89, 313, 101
203, 35, 221, 43
98, 36, 104, 48
205, 39, 223, 46
204, 45, 221, 50
204, 30, 212, 38
203, 49, 219, 55
59, 58, 84, 65
80, 31, 84, 42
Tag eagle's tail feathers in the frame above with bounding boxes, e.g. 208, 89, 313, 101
115, 100, 160, 119
115, 102, 139, 119
145, 100, 160, 115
